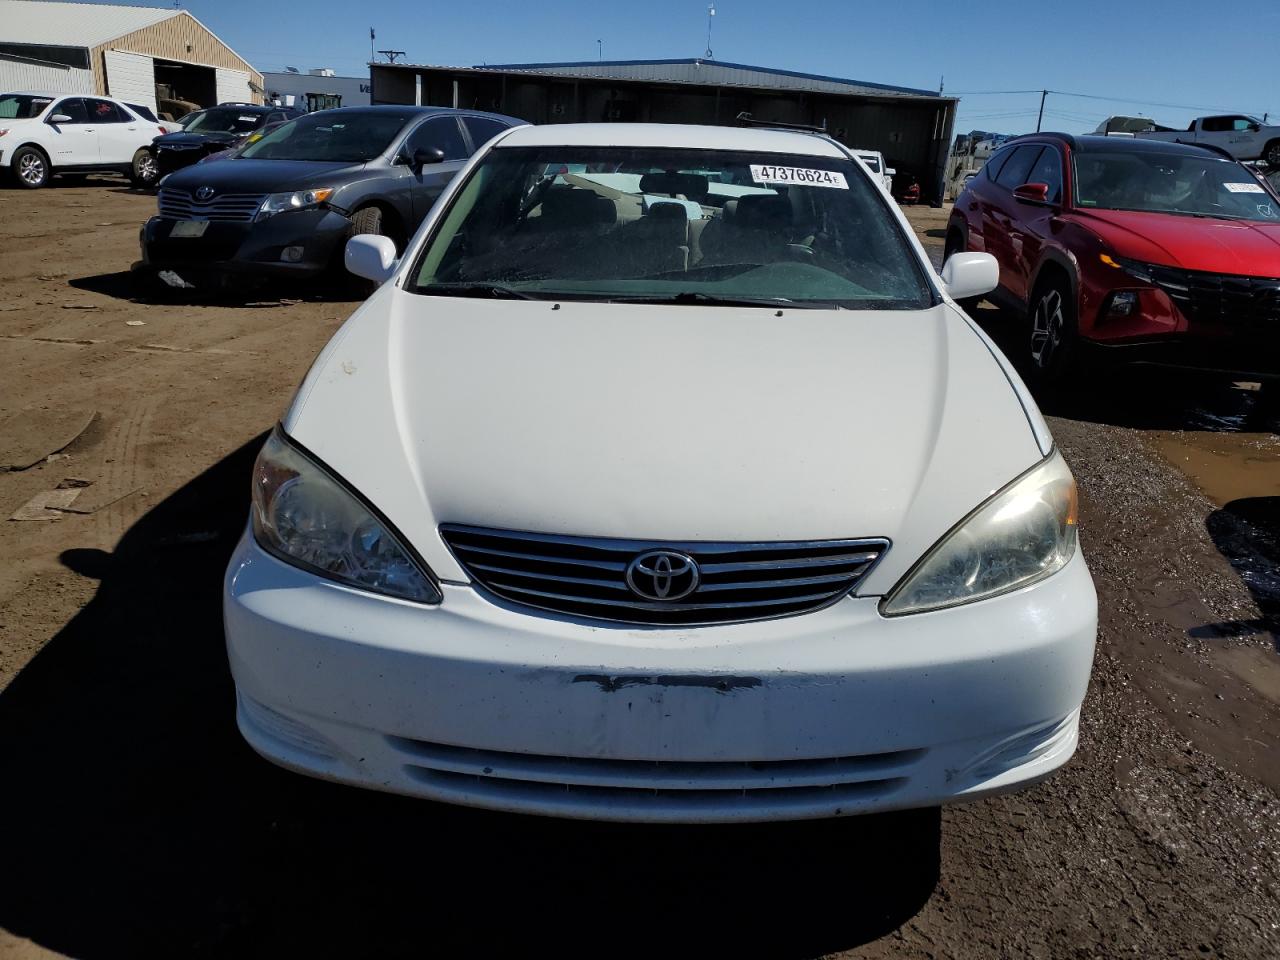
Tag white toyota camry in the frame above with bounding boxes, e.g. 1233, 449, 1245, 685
224, 122, 1097, 823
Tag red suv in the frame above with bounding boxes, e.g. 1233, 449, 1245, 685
946, 134, 1280, 384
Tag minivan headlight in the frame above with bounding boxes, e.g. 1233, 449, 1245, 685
256, 187, 334, 220
251, 427, 441, 604
881, 451, 1078, 616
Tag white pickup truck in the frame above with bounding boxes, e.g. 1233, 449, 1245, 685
1133, 115, 1280, 166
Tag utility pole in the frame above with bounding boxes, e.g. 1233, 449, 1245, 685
1036, 89, 1047, 132
370, 28, 375, 65
597, 39, 603, 61
705, 4, 715, 60
379, 50, 405, 64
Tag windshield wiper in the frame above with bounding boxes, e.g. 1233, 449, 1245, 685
417, 283, 541, 300
608, 291, 810, 308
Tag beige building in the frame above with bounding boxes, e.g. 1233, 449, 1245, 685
0, 1, 262, 117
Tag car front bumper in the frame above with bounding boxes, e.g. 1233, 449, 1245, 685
224, 532, 1098, 823
140, 210, 352, 283
1084, 337, 1280, 380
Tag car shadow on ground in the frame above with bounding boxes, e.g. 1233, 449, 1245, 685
0, 437, 941, 959
68, 271, 138, 301
1, 176, 125, 191
1198, 497, 1280, 650
68, 270, 359, 308
968, 304, 1279, 434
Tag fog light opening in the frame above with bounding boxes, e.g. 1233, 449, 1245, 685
1107, 291, 1139, 317
281, 245, 305, 263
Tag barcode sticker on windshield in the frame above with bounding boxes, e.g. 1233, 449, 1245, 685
750, 165, 848, 189
1225, 182, 1265, 193
238, 116, 257, 122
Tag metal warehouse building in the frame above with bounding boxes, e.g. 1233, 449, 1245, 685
0, 0, 262, 117
369, 58, 958, 204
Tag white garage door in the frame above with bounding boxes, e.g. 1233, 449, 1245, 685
104, 50, 157, 114
215, 68, 253, 105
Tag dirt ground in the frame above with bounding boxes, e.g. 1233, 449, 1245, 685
0, 179, 1277, 960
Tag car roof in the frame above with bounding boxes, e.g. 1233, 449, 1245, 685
309, 104, 517, 119
498, 123, 848, 157
1008, 131, 1237, 160
1073, 134, 1238, 158
300, 105, 524, 129
4, 90, 129, 103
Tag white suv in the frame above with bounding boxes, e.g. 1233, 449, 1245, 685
0, 91, 167, 189
225, 122, 1097, 823
853, 147, 895, 194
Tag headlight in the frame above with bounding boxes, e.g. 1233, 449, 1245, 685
1100, 254, 1155, 284
256, 187, 334, 221
881, 451, 1078, 616
251, 427, 441, 604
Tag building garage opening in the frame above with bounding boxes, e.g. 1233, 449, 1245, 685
154, 58, 216, 117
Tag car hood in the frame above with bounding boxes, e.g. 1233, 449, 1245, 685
1073, 208, 1280, 275
155, 130, 238, 147
161, 158, 359, 193
284, 291, 1046, 594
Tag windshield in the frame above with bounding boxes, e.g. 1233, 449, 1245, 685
182, 107, 263, 134
410, 146, 934, 309
0, 94, 53, 119
1074, 152, 1279, 222
238, 111, 407, 162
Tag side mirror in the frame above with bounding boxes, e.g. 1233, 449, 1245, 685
344, 234, 398, 284
940, 252, 998, 302
413, 147, 446, 167
48, 114, 73, 124
886, 167, 896, 176
1012, 182, 1051, 204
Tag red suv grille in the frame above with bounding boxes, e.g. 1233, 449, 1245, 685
1144, 263, 1280, 331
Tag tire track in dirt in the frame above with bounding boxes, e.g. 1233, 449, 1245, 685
97, 400, 155, 544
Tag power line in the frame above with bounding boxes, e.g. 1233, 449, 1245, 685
1049, 89, 1264, 114
950, 89, 1044, 95
956, 111, 1041, 120
951, 87, 1275, 117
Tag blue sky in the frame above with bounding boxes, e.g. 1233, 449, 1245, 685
116, 0, 1280, 135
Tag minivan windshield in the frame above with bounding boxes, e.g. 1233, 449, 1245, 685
0, 94, 53, 119
238, 111, 408, 162
1074, 151, 1279, 222
183, 107, 264, 135
410, 146, 934, 308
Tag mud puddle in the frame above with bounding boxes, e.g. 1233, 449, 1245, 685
1139, 378, 1280, 757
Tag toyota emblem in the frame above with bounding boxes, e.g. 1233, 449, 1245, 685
625, 550, 700, 602
195, 186, 215, 201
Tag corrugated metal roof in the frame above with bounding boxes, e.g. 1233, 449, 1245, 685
384, 59, 951, 101
0, 0, 179, 49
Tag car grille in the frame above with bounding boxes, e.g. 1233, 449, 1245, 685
388, 736, 920, 815
439, 525, 888, 626
1144, 263, 1280, 331
157, 188, 266, 223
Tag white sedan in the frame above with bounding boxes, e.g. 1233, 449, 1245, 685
224, 122, 1097, 823
0, 91, 168, 188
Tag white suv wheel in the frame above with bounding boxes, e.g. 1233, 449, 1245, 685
17, 151, 47, 187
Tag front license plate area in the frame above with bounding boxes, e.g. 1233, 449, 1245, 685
171, 220, 208, 238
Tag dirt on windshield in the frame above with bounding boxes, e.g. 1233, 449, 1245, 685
0, 184, 1276, 959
